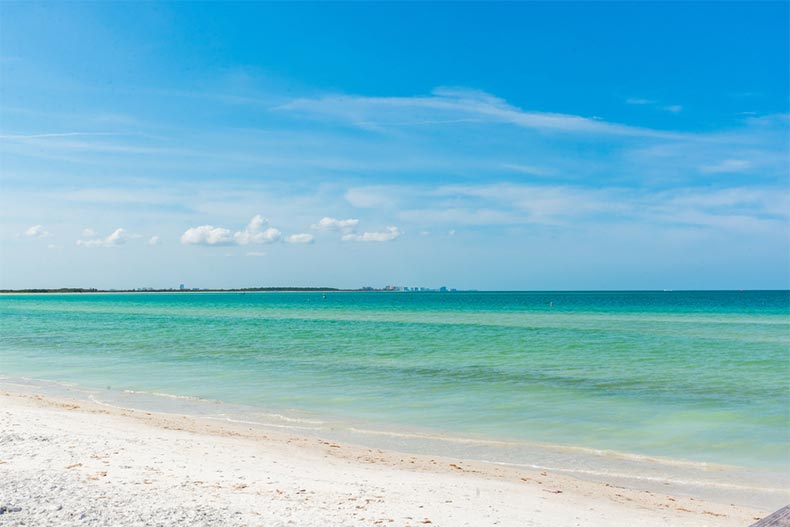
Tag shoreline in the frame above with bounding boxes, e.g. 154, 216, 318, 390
3, 374, 788, 511
0, 390, 770, 526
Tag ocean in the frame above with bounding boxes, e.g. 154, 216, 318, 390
1, 290, 788, 508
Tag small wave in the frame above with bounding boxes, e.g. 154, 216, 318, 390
347, 426, 520, 446
6, 376, 82, 389
202, 415, 323, 431
491, 461, 789, 494
87, 395, 324, 432
345, 427, 725, 470
251, 412, 325, 425
122, 389, 216, 403
87, 394, 154, 414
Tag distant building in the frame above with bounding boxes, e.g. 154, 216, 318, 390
179, 283, 185, 290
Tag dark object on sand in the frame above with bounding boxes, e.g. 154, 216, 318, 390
751, 505, 790, 527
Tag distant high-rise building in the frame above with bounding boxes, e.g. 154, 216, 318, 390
179, 283, 185, 290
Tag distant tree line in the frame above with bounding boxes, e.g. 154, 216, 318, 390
0, 287, 342, 293
0, 288, 100, 293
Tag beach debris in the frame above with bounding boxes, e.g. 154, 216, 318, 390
749, 506, 790, 527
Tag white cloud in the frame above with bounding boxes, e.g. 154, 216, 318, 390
311, 217, 360, 231
47, 244, 62, 250
106, 228, 127, 245
700, 159, 752, 174
344, 187, 394, 208
81, 228, 97, 238
342, 226, 402, 242
499, 163, 553, 177
391, 181, 788, 234
430, 184, 631, 225
626, 98, 657, 105
147, 235, 161, 246
76, 228, 128, 248
280, 87, 681, 138
24, 225, 51, 238
180, 225, 234, 245
625, 99, 682, 114
233, 215, 281, 245
448, 229, 456, 236
285, 233, 314, 244
181, 215, 281, 246
245, 251, 266, 257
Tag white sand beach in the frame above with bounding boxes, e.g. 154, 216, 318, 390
0, 390, 769, 527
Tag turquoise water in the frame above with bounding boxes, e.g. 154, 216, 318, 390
1, 291, 788, 505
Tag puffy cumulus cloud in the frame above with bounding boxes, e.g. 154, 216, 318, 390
181, 215, 281, 246
311, 217, 359, 231
81, 228, 97, 238
76, 228, 128, 248
342, 226, 402, 242
233, 215, 281, 245
285, 233, 314, 244
180, 225, 233, 245
24, 225, 51, 238
147, 235, 161, 246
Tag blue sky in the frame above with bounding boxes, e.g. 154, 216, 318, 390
1, 2, 788, 290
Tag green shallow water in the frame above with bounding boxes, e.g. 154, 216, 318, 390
1, 291, 788, 504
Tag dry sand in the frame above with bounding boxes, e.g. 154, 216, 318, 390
0, 391, 769, 526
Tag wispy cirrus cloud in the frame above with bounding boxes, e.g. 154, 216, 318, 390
279, 87, 683, 138
626, 98, 658, 105
626, 98, 683, 113
0, 131, 126, 140
700, 159, 753, 174
394, 182, 789, 232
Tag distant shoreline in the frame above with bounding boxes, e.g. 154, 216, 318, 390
0, 288, 786, 294
0, 287, 346, 294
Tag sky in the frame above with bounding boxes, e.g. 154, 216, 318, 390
0, 1, 788, 290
